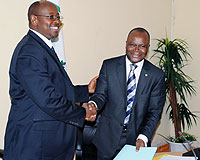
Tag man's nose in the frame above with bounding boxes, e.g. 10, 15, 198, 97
134, 45, 139, 51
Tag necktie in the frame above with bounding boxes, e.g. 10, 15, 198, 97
124, 64, 137, 126
51, 46, 55, 52
51, 46, 60, 62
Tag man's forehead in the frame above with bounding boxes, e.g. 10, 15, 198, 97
128, 31, 149, 39
37, 3, 58, 13
39, 2, 57, 10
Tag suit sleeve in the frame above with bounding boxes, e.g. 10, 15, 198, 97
90, 61, 108, 111
74, 85, 89, 103
16, 45, 86, 127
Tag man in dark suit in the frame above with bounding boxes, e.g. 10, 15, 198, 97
4, 1, 97, 160
89, 27, 166, 159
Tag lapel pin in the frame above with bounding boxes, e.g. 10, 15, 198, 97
145, 73, 148, 77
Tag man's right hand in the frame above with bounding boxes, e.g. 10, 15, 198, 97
82, 102, 98, 122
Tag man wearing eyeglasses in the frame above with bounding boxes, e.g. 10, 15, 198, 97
3, 1, 97, 160
87, 27, 166, 159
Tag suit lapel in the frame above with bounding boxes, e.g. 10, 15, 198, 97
28, 30, 72, 84
135, 59, 150, 99
116, 57, 151, 110
116, 56, 127, 103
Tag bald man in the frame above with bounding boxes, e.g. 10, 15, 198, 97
4, 1, 97, 160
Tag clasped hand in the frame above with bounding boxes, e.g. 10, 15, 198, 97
82, 102, 98, 122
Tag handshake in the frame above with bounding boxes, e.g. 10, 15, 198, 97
82, 102, 98, 122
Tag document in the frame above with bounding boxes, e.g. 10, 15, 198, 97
114, 145, 157, 160
159, 155, 195, 160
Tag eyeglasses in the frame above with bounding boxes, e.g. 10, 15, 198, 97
127, 43, 148, 50
35, 14, 63, 21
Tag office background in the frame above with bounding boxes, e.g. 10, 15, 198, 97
0, 0, 200, 148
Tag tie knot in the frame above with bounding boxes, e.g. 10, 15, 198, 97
130, 64, 137, 71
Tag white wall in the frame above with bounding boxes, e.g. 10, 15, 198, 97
0, 0, 199, 149
62, 0, 171, 84
173, 0, 200, 139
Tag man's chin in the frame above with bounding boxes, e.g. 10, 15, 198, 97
130, 57, 144, 63
127, 55, 140, 63
51, 33, 59, 39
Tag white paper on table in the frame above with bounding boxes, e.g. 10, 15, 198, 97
159, 155, 195, 160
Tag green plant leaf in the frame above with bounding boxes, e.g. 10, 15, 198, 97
151, 37, 198, 133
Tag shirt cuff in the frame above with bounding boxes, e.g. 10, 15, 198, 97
88, 100, 98, 109
137, 134, 148, 147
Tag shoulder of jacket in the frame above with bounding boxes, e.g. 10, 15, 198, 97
144, 59, 165, 75
103, 55, 125, 63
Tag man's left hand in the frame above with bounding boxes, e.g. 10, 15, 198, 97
88, 76, 99, 94
136, 139, 145, 152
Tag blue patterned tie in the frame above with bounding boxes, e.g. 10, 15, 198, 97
124, 64, 137, 126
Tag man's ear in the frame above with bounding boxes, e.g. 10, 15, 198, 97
147, 44, 150, 49
30, 14, 38, 26
146, 44, 150, 52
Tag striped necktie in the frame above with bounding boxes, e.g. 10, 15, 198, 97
124, 64, 137, 126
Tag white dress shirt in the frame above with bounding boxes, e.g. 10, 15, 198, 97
126, 56, 148, 147
30, 29, 53, 48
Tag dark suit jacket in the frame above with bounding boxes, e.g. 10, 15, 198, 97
90, 55, 166, 158
4, 30, 89, 160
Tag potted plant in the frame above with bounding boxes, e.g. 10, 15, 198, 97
151, 37, 198, 149
158, 132, 196, 152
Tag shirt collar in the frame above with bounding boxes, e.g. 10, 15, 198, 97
30, 29, 53, 48
126, 55, 144, 69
